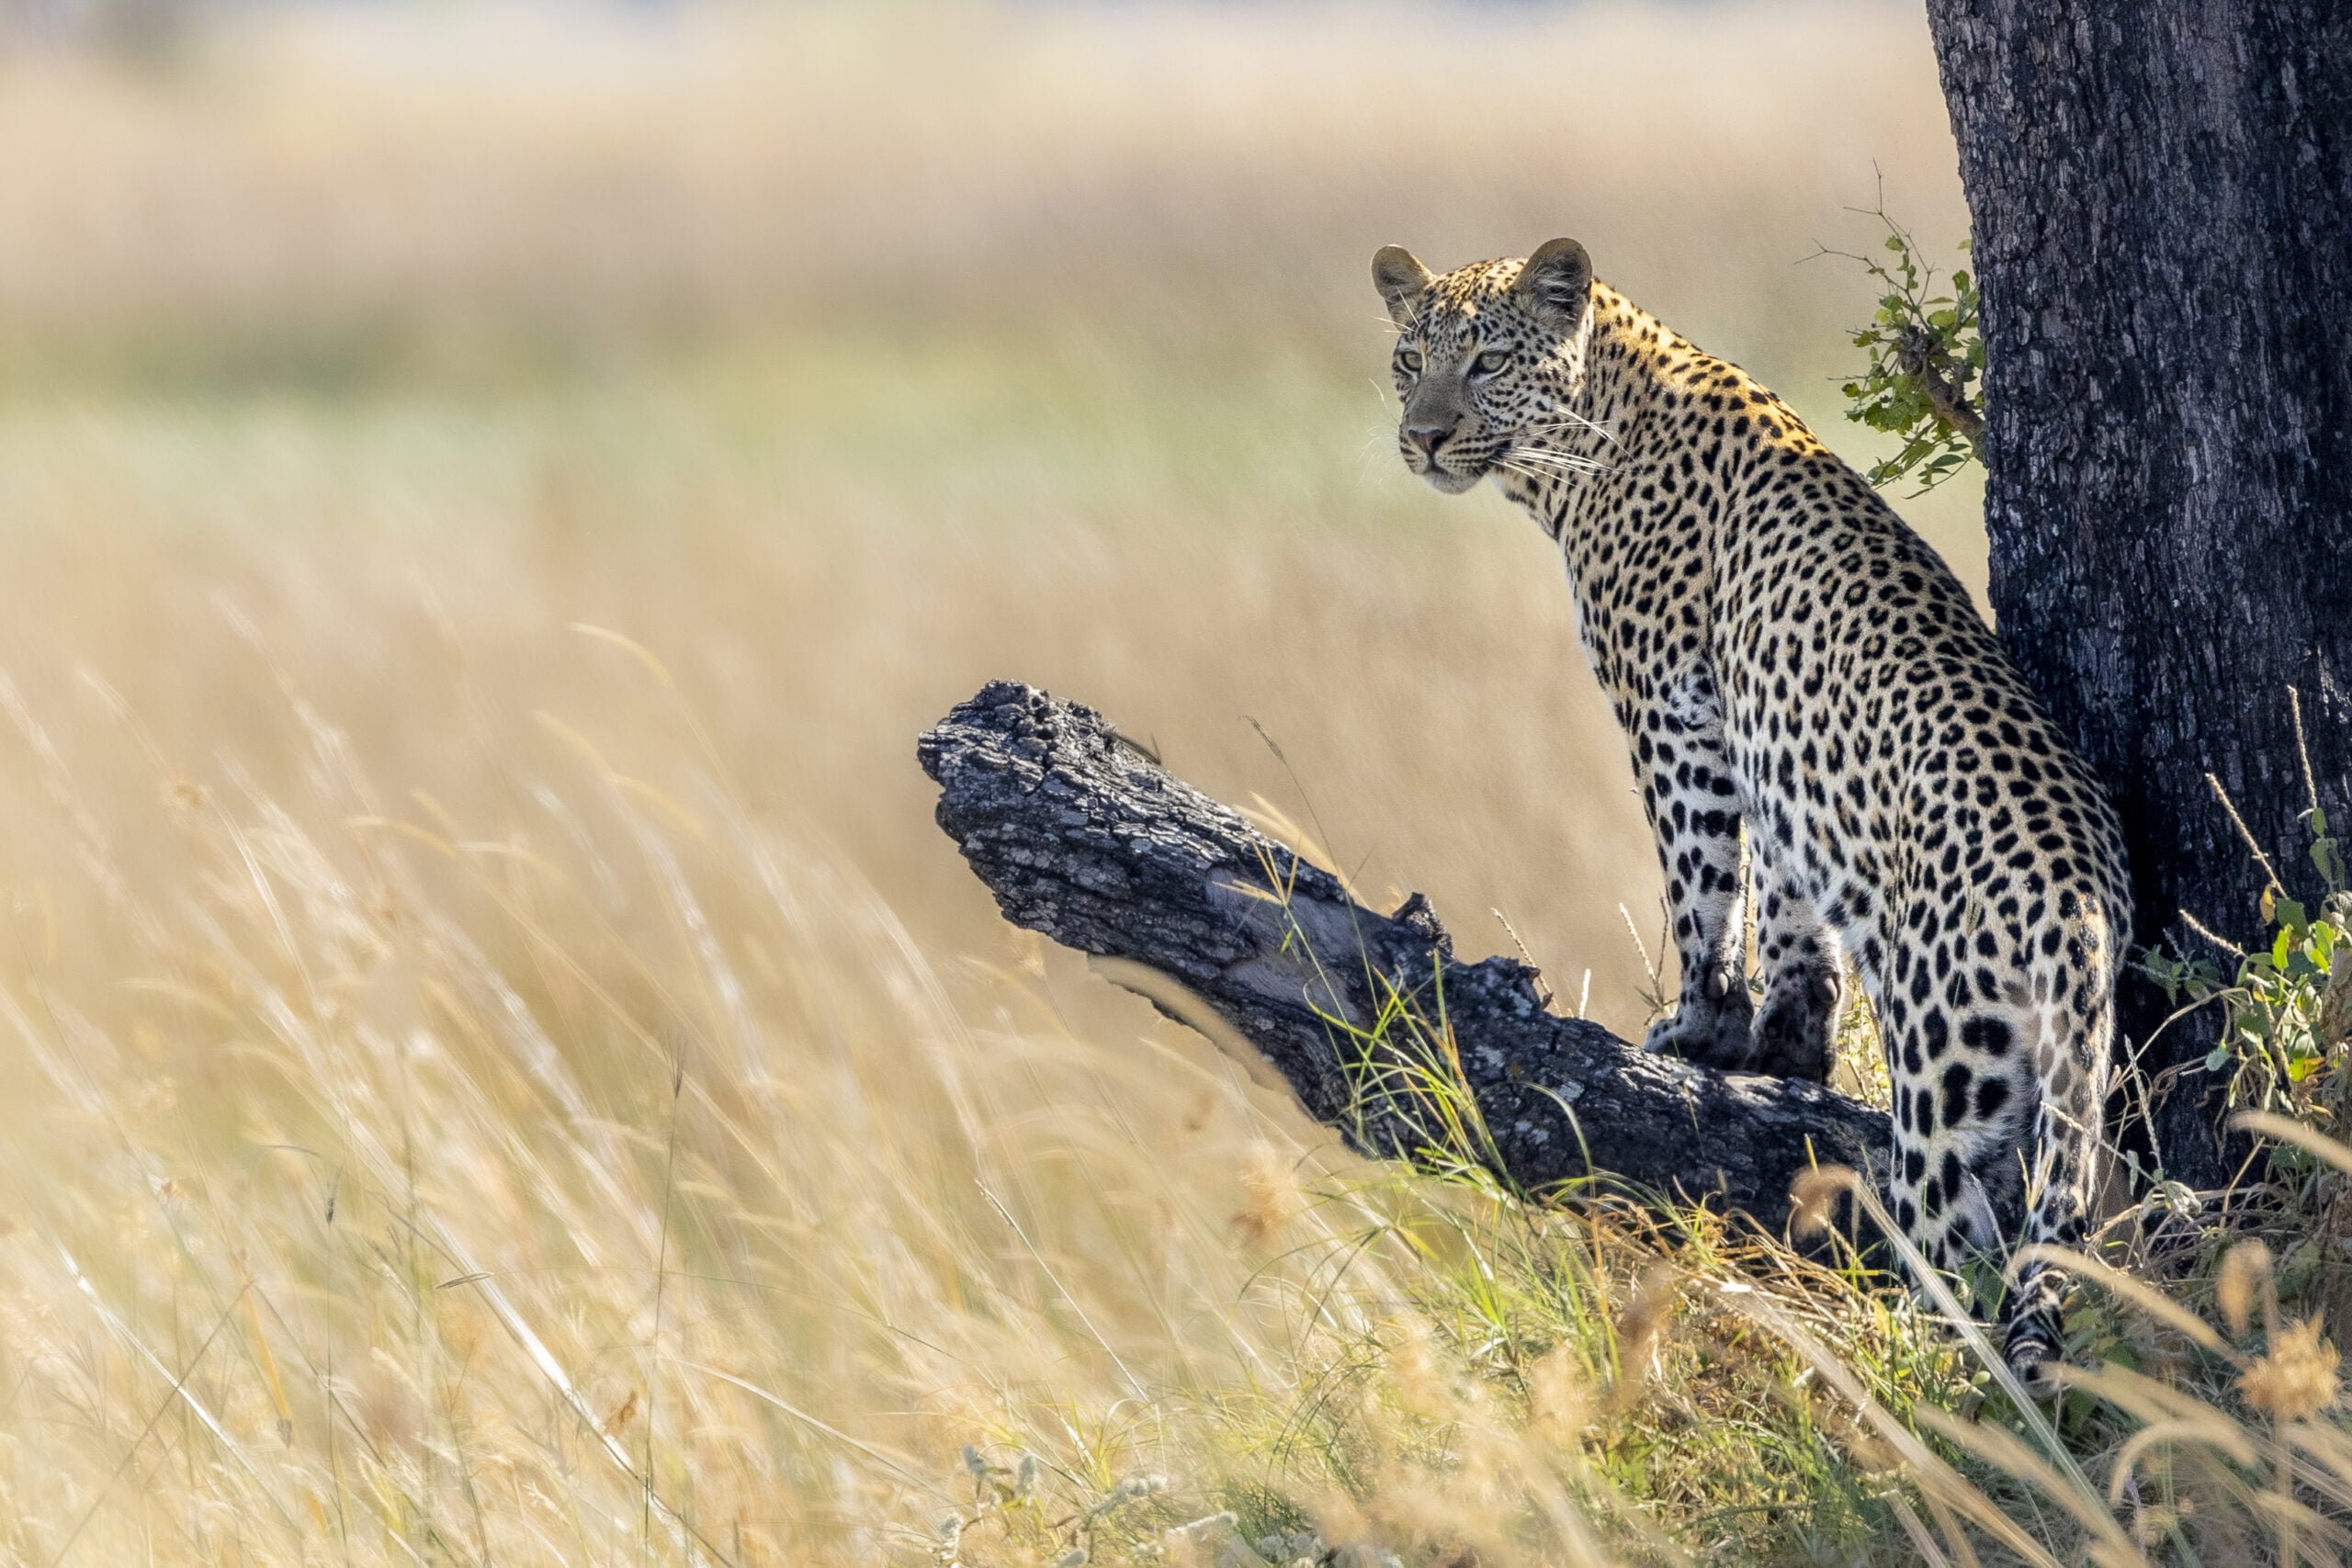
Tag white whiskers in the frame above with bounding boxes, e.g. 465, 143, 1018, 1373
1520, 405, 1623, 447
1492, 456, 1592, 500
1503, 445, 1614, 477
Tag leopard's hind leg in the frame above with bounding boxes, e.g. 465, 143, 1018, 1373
1878, 941, 2113, 1392
2000, 930, 2117, 1390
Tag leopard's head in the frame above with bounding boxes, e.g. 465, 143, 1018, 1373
1371, 240, 1595, 494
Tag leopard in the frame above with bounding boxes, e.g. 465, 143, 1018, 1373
1370, 237, 2132, 1387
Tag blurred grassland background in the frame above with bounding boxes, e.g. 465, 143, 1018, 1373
0, 3, 1992, 1562
0, 0, 1978, 1029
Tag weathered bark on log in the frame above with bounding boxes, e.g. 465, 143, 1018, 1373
920, 681, 1886, 1234
1925, 1, 2352, 1190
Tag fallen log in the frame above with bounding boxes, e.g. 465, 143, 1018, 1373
919, 681, 1889, 1235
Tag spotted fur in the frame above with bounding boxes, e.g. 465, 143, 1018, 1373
1372, 240, 2132, 1387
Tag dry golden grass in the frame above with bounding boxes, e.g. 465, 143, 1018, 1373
13, 6, 2346, 1565
0, 0, 1989, 1031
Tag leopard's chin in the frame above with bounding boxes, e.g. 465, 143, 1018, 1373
1419, 465, 1484, 495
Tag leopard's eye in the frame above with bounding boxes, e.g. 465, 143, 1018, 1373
1473, 349, 1511, 376
1396, 348, 1423, 375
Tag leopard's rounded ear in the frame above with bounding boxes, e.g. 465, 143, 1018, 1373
1372, 245, 1433, 328
1516, 238, 1592, 330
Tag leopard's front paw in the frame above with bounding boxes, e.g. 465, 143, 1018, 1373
1750, 963, 1841, 1083
1642, 970, 1756, 1070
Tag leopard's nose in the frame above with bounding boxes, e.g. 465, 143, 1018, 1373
1406, 423, 1453, 459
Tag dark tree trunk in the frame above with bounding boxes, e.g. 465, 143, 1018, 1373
921, 682, 1888, 1235
1924, 2, 2352, 1188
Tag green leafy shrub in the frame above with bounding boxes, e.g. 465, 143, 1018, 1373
1823, 202, 1984, 493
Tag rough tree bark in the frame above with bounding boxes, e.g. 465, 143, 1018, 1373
920, 682, 1887, 1235
1925, 2, 2352, 1188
